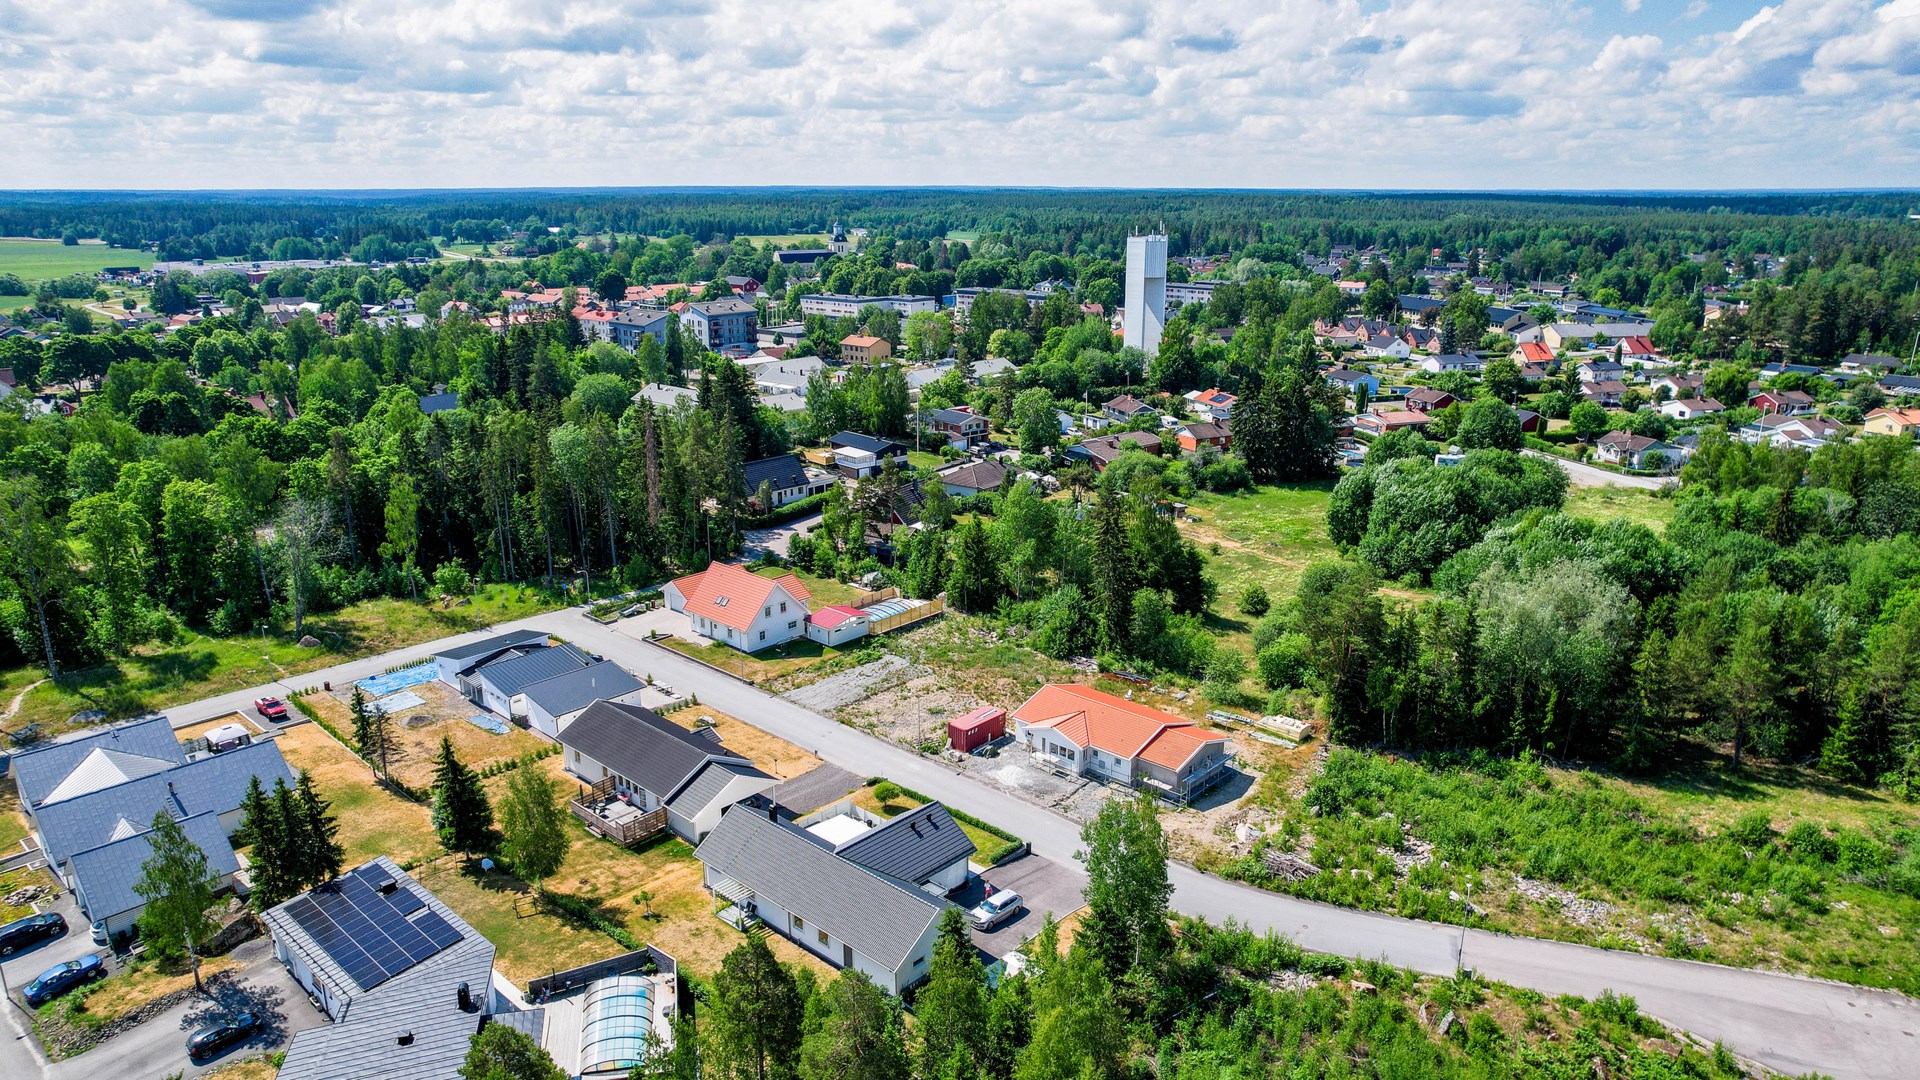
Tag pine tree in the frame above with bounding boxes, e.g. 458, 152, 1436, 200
431, 737, 496, 857
1087, 495, 1136, 655
913, 908, 989, 1078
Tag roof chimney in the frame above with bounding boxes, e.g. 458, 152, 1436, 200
766, 801, 778, 822
397, 1031, 414, 1046
457, 982, 472, 1012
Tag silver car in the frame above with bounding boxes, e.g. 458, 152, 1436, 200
969, 890, 1023, 931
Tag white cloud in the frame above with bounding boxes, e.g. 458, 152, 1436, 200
0, 0, 1913, 189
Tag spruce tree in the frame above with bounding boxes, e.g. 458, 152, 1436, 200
913, 908, 989, 1078
239, 776, 292, 909
271, 779, 309, 895
296, 771, 345, 885
1087, 495, 1137, 655
431, 737, 496, 857
703, 935, 802, 1080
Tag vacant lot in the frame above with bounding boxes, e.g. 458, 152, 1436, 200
660, 703, 822, 781
0, 239, 152, 281
1563, 485, 1677, 531
274, 723, 443, 867
0, 585, 563, 739
304, 681, 549, 790
659, 636, 840, 685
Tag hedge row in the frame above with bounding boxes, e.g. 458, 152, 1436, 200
743, 490, 831, 529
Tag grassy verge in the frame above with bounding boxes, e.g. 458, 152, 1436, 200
58, 954, 241, 1032
1224, 747, 1920, 994
852, 781, 1024, 864
657, 636, 838, 684
0, 584, 564, 739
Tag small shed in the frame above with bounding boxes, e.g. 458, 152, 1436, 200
204, 723, 253, 752
948, 706, 1007, 753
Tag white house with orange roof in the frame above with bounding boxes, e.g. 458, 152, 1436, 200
1009, 684, 1233, 803
663, 562, 813, 652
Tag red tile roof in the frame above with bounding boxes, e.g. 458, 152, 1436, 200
1517, 342, 1554, 363
809, 605, 864, 630
1011, 684, 1223, 771
670, 562, 811, 632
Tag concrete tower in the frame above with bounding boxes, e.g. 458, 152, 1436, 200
1124, 234, 1167, 355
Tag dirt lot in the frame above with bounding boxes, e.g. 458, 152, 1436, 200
660, 703, 822, 781
306, 681, 549, 790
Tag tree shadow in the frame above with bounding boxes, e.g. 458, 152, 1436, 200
1570, 737, 1891, 809
177, 977, 290, 1061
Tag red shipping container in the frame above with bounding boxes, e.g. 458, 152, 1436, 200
947, 706, 1007, 753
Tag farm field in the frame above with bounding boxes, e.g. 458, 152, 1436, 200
0, 239, 152, 281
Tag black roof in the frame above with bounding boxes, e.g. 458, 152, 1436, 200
831, 431, 909, 455
833, 803, 975, 885
743, 453, 809, 492
559, 700, 748, 802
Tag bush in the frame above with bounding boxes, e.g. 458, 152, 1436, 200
1784, 821, 1836, 863
1239, 583, 1270, 617
873, 781, 902, 804
433, 561, 473, 597
1724, 810, 1776, 849
1256, 632, 1314, 690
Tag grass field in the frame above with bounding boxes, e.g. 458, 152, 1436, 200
660, 636, 841, 684
0, 585, 564, 739
0, 239, 151, 282
1564, 485, 1677, 531
737, 233, 827, 246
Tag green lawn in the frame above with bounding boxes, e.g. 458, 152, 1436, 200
1182, 483, 1342, 641
1564, 486, 1677, 532
0, 584, 564, 738
0, 240, 151, 282
658, 635, 840, 684
757, 566, 860, 607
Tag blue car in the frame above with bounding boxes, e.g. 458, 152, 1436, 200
23, 953, 106, 1006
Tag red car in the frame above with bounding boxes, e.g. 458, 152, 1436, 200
253, 697, 288, 720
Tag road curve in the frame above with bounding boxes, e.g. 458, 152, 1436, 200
113, 606, 1920, 1080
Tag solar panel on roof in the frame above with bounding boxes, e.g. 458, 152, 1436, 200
357, 864, 394, 888
414, 910, 465, 949
389, 887, 425, 915
283, 866, 466, 993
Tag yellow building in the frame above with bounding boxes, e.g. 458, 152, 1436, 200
1862, 407, 1920, 437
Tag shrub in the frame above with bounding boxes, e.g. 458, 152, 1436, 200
873, 781, 903, 804
1784, 821, 1836, 863
433, 561, 473, 597
1723, 810, 1776, 849
1256, 632, 1314, 690
1240, 583, 1271, 617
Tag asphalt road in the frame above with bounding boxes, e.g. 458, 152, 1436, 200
1524, 448, 1666, 489
34, 602, 1920, 1080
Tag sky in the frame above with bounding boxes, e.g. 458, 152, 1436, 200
1, 0, 1917, 191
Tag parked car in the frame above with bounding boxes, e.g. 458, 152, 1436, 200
253, 697, 288, 720
968, 890, 1024, 931
187, 1011, 261, 1061
23, 953, 106, 1006
0, 911, 66, 956
90, 920, 109, 946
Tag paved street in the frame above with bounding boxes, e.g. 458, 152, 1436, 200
20, 602, 1919, 1079
1524, 448, 1666, 489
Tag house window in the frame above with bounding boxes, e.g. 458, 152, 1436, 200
913, 955, 926, 968
844, 944, 854, 967
788, 621, 797, 629
780, 602, 787, 613
792, 915, 804, 931
817, 929, 830, 947
765, 607, 772, 618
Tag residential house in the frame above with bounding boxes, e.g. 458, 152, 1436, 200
1742, 413, 1844, 448
744, 453, 835, 509
1419, 353, 1483, 374
925, 407, 989, 447
417, 391, 459, 415
1352, 410, 1431, 436
1184, 387, 1236, 421
1102, 394, 1157, 423
560, 700, 776, 844
695, 801, 950, 994
1365, 334, 1413, 360
633, 382, 696, 410
1010, 684, 1233, 803
1877, 374, 1920, 398
463, 642, 595, 718
934, 457, 1009, 497
665, 562, 812, 652
1616, 336, 1663, 363
724, 275, 762, 296
1175, 420, 1231, 452
429, 629, 552, 691
840, 334, 893, 363
1404, 388, 1457, 412
1544, 321, 1657, 350
1325, 368, 1379, 397
828, 431, 911, 478
1594, 431, 1679, 471
1862, 407, 1920, 437
608, 308, 673, 351
1751, 389, 1815, 416
1515, 341, 1555, 366
1839, 353, 1904, 376
1066, 430, 1162, 471
1659, 397, 1726, 420
1576, 360, 1626, 384
1580, 380, 1629, 407
1650, 374, 1704, 400
11, 715, 296, 938
681, 298, 757, 352
802, 801, 974, 895
520, 661, 647, 740
1515, 409, 1543, 433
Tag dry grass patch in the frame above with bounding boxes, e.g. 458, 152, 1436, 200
660, 704, 821, 781
75, 953, 241, 1024
0, 777, 32, 854
200, 1057, 281, 1080
272, 724, 440, 867
303, 683, 547, 790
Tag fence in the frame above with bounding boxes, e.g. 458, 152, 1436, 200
867, 596, 944, 635
526, 945, 679, 1002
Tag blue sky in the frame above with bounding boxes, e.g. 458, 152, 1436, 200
1, 0, 1915, 190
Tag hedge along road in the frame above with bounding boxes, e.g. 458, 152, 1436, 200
141, 605, 1920, 1080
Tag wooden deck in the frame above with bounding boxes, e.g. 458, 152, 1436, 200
569, 777, 669, 845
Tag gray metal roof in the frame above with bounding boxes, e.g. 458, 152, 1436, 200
431, 628, 550, 663
472, 643, 593, 697
766, 764, 863, 817
832, 803, 975, 887
665, 760, 773, 816
418, 392, 460, 414
560, 701, 748, 803
12, 715, 184, 808
32, 739, 295, 868
70, 811, 238, 921
269, 857, 497, 1080
519, 661, 644, 720
694, 806, 948, 972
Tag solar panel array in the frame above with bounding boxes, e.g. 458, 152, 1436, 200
282, 865, 464, 992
